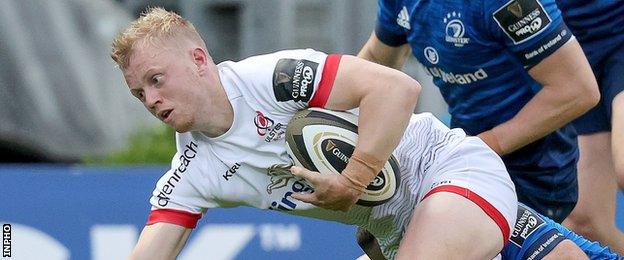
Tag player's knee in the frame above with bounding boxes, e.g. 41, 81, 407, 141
564, 212, 598, 237
544, 239, 588, 260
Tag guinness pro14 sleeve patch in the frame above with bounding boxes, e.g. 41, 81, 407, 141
493, 0, 552, 44
273, 58, 318, 102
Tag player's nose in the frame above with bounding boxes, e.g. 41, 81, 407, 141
144, 87, 162, 110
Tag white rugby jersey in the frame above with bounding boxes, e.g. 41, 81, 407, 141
146, 49, 507, 258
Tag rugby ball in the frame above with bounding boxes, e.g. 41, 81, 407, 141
285, 108, 400, 206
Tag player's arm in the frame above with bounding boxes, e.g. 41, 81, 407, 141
325, 55, 420, 166
291, 55, 421, 211
478, 38, 599, 155
128, 223, 192, 260
357, 32, 412, 70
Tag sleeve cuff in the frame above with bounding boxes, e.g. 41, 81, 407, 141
374, 22, 408, 47
147, 208, 202, 229
309, 54, 342, 108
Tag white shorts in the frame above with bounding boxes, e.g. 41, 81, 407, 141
418, 136, 518, 244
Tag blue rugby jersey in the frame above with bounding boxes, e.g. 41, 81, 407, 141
375, 0, 579, 207
556, 0, 624, 46
556, 0, 624, 68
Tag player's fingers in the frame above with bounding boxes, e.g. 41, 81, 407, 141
291, 191, 318, 205
290, 166, 319, 184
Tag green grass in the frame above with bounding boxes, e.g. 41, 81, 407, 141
84, 125, 176, 165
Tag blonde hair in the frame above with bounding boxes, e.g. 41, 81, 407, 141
111, 7, 206, 69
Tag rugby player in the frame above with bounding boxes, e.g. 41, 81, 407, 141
557, 0, 624, 253
358, 0, 599, 224
112, 7, 520, 259
358, 0, 624, 253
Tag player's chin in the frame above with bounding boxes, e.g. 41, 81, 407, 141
171, 119, 193, 133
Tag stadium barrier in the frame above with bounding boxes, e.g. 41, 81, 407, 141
1, 165, 623, 259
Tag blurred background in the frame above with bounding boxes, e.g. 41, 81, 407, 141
0, 0, 620, 259
0, 0, 448, 164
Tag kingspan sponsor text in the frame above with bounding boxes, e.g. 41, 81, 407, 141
156, 141, 198, 206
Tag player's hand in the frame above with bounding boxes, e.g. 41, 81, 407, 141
290, 166, 361, 212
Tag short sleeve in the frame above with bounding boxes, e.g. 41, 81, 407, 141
484, 0, 573, 69
224, 49, 342, 114
374, 0, 409, 47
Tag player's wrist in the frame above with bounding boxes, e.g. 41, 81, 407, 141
340, 150, 384, 192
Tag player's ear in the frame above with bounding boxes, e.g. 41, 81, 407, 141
191, 47, 209, 73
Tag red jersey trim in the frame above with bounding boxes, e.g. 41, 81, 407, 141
147, 208, 202, 229
309, 54, 342, 108
423, 185, 511, 246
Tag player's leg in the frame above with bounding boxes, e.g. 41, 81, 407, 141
563, 132, 624, 254
607, 43, 624, 191
356, 228, 385, 260
362, 202, 619, 260
565, 46, 624, 254
396, 191, 504, 259
541, 240, 588, 260
396, 136, 516, 259
614, 92, 624, 190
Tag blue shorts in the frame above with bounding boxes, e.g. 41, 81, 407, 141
502, 128, 579, 223
572, 39, 624, 134
501, 203, 620, 260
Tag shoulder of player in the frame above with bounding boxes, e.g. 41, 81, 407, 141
215, 48, 326, 91
224, 48, 325, 66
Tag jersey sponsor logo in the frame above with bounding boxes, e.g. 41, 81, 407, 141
510, 204, 546, 247
493, 0, 552, 44
267, 164, 313, 211
422, 65, 488, 85
423, 47, 439, 64
522, 28, 567, 61
524, 230, 565, 260
273, 59, 318, 102
156, 141, 199, 207
269, 179, 313, 211
396, 6, 411, 30
430, 180, 452, 189
223, 162, 241, 181
254, 111, 287, 142
443, 12, 470, 47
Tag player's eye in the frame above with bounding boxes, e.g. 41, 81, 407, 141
151, 74, 163, 86
132, 90, 145, 102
